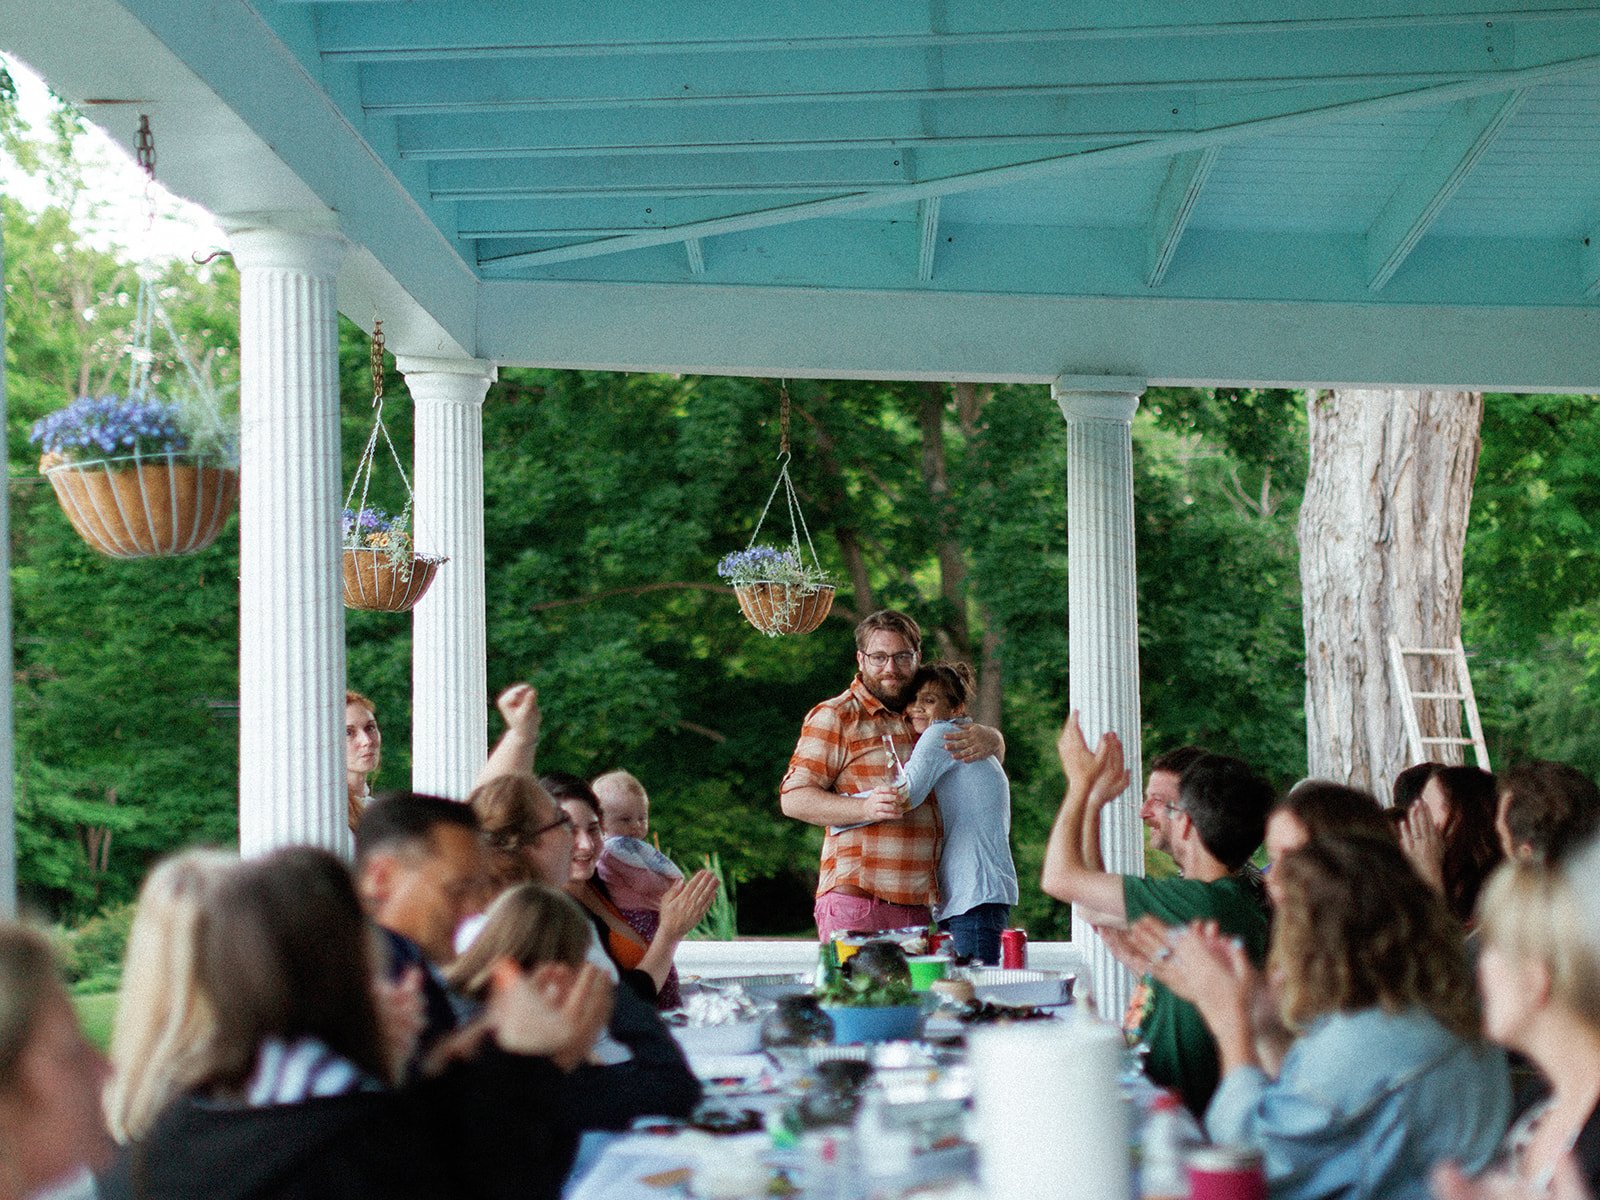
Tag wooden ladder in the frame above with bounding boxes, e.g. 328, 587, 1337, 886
1387, 635, 1491, 770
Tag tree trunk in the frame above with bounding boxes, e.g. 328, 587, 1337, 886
1298, 389, 1483, 797
953, 383, 1004, 728
794, 393, 875, 619
918, 383, 974, 663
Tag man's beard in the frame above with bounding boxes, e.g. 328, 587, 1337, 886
862, 673, 915, 712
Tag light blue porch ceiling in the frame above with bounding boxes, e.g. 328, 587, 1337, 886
7, 0, 1600, 388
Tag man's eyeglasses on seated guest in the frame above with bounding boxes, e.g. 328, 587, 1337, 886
528, 810, 573, 840
862, 651, 918, 669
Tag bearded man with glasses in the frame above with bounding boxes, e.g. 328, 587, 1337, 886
781, 609, 1004, 942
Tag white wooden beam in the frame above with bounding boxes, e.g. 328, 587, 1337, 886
477, 277, 1600, 392
917, 197, 941, 283
1145, 147, 1217, 288
1364, 89, 1526, 291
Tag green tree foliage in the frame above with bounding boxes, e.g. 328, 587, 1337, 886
1466, 394, 1600, 777
6, 203, 243, 916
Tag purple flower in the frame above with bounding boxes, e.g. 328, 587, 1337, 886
29, 393, 189, 459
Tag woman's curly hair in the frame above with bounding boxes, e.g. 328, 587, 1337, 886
1272, 832, 1479, 1040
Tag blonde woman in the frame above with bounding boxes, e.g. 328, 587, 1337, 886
0, 923, 113, 1198
1474, 860, 1600, 1193
105, 849, 234, 1143
446, 883, 593, 1005
1132, 833, 1511, 1200
447, 880, 702, 1132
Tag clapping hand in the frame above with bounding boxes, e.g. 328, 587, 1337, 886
1433, 1158, 1592, 1200
1057, 711, 1130, 807
1399, 805, 1447, 895
1124, 916, 1257, 1018
491, 961, 613, 1072
659, 869, 720, 942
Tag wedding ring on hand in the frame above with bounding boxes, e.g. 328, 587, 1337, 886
1152, 945, 1173, 964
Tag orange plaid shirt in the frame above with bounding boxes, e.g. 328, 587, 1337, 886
781, 677, 940, 908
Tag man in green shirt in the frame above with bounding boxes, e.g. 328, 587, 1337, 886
1042, 714, 1273, 1115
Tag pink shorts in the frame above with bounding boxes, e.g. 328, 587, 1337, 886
814, 891, 931, 943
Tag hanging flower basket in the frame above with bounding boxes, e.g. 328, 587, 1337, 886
716, 385, 836, 638
341, 322, 447, 613
40, 449, 238, 558
733, 580, 837, 636
341, 544, 446, 613
31, 382, 239, 560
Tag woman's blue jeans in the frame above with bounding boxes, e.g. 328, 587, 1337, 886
938, 903, 1011, 965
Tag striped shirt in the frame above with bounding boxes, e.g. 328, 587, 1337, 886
781, 677, 940, 907
245, 1036, 382, 1106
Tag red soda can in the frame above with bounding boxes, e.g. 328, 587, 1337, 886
999, 928, 1028, 968
1185, 1146, 1266, 1200
928, 930, 951, 956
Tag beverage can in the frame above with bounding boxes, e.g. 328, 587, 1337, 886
928, 929, 950, 956
1185, 1145, 1266, 1200
1000, 927, 1028, 968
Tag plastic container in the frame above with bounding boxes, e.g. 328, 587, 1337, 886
906, 955, 951, 990
819, 1004, 925, 1044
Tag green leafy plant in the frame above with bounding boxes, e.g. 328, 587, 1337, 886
668, 850, 738, 941
816, 972, 916, 1008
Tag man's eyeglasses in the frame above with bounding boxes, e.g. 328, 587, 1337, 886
528, 810, 573, 840
862, 651, 918, 669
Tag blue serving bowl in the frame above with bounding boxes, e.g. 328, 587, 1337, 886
819, 1004, 926, 1045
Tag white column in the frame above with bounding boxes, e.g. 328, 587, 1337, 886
1053, 375, 1147, 1022
228, 219, 349, 857
397, 355, 496, 799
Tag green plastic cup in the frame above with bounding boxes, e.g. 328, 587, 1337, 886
907, 955, 951, 991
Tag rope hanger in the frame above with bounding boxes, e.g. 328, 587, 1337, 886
746, 379, 825, 572
342, 319, 416, 530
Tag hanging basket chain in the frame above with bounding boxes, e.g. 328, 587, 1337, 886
745, 379, 823, 571
135, 114, 157, 233
343, 320, 417, 524
779, 378, 790, 458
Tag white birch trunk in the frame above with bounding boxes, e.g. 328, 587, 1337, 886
1298, 389, 1483, 798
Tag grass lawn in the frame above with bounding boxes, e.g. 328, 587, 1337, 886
73, 991, 118, 1051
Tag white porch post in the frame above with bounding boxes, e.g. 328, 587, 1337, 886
397, 356, 496, 799
1053, 375, 1147, 1022
228, 219, 349, 857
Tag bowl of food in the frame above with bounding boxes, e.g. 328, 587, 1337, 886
820, 1003, 925, 1045
818, 948, 926, 1044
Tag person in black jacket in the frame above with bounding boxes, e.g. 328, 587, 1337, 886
355, 792, 488, 1059
448, 882, 702, 1130
100, 847, 610, 1200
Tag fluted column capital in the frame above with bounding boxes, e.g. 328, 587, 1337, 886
396, 356, 498, 396
224, 214, 347, 279
1052, 376, 1145, 424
